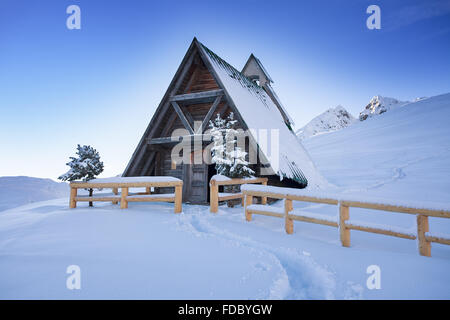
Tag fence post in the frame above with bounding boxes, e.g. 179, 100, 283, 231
261, 180, 268, 205
417, 215, 431, 257
120, 187, 128, 209
210, 180, 219, 213
339, 202, 350, 247
174, 185, 182, 214
245, 195, 253, 221
285, 199, 293, 234
112, 187, 119, 205
69, 187, 77, 208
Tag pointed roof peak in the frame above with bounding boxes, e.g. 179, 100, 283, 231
242, 53, 273, 84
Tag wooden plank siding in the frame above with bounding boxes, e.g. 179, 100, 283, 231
123, 42, 266, 204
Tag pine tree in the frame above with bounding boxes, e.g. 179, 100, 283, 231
59, 145, 104, 207
209, 113, 254, 179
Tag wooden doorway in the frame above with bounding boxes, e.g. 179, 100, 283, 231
183, 149, 208, 204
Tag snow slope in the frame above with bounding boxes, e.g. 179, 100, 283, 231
0, 176, 68, 212
0, 196, 449, 299
296, 106, 356, 140
303, 93, 450, 203
359, 95, 409, 121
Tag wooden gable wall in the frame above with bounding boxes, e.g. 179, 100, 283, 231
124, 47, 256, 204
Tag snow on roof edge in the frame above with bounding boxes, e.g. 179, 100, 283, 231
198, 41, 330, 189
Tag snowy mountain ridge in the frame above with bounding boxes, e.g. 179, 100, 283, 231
297, 95, 417, 140
296, 105, 356, 140
359, 95, 410, 121
0, 176, 68, 212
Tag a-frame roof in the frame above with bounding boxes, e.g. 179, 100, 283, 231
124, 38, 328, 189
198, 40, 327, 188
242, 53, 274, 84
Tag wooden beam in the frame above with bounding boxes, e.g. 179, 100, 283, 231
124, 48, 197, 176
200, 95, 222, 133
210, 179, 219, 213
245, 195, 253, 221
339, 204, 350, 247
346, 223, 416, 240
147, 135, 213, 145
417, 215, 431, 256
341, 200, 450, 218
289, 214, 338, 228
183, 108, 195, 129
425, 234, 450, 245
246, 208, 284, 218
195, 42, 249, 131
161, 112, 178, 137
120, 187, 129, 209
148, 137, 181, 144
70, 181, 183, 189
140, 152, 156, 175
69, 188, 77, 208
285, 199, 293, 234
183, 62, 200, 93
170, 89, 224, 102
175, 185, 182, 213
171, 101, 194, 134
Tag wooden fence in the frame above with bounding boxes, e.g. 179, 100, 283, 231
70, 177, 183, 213
210, 177, 268, 213
242, 185, 450, 257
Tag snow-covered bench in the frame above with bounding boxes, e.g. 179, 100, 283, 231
209, 175, 268, 213
241, 184, 450, 257
69, 176, 183, 213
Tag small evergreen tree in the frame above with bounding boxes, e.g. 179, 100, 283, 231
209, 113, 254, 178
59, 145, 104, 207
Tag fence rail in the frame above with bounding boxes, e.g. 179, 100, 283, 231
70, 177, 183, 213
242, 186, 450, 257
209, 177, 268, 213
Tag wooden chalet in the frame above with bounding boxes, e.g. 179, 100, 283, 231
123, 38, 327, 204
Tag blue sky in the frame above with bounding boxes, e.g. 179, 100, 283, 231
1, 0, 449, 179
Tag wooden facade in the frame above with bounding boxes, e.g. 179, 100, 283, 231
123, 38, 305, 204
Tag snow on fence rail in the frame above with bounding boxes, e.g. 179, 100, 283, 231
241, 184, 450, 257
69, 176, 183, 213
209, 176, 268, 213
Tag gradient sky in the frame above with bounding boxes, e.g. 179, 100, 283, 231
1, 0, 449, 180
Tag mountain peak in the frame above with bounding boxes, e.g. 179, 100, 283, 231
360, 95, 409, 121
296, 105, 356, 140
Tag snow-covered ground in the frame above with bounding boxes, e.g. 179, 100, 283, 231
0, 197, 448, 299
1, 93, 449, 299
0, 176, 68, 212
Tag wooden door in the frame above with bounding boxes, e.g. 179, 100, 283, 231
183, 150, 208, 204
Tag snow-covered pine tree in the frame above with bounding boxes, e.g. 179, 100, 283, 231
59, 145, 104, 207
209, 113, 254, 179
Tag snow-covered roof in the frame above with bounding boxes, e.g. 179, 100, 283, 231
264, 83, 296, 127
199, 42, 328, 189
242, 53, 274, 84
